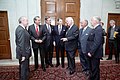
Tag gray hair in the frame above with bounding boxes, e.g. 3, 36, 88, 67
18, 16, 27, 24
109, 20, 115, 24
66, 17, 74, 23
84, 19, 88, 25
92, 16, 101, 23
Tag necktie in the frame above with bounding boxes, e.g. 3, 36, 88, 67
36, 25, 39, 36
48, 25, 51, 33
58, 25, 62, 35
81, 28, 84, 35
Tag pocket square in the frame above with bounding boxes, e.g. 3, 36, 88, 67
63, 30, 65, 31
86, 34, 88, 35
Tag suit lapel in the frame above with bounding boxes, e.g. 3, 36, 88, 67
66, 25, 74, 35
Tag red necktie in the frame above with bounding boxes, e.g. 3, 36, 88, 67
36, 25, 39, 36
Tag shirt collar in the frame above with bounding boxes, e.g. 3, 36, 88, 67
19, 24, 25, 29
113, 25, 115, 28
69, 24, 74, 30
94, 24, 99, 29
83, 26, 88, 31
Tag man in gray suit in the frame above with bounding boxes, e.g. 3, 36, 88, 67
78, 20, 92, 78
15, 16, 31, 80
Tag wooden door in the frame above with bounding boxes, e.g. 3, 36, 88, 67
41, 0, 80, 26
41, 0, 80, 57
0, 11, 11, 59
105, 13, 120, 55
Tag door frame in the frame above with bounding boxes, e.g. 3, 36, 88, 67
105, 13, 120, 55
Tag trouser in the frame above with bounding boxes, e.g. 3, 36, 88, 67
33, 46, 45, 69
19, 59, 29, 80
66, 50, 76, 72
79, 51, 90, 72
88, 57, 100, 80
45, 44, 53, 65
55, 45, 64, 66
108, 40, 117, 60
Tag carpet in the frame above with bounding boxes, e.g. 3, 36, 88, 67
0, 61, 120, 80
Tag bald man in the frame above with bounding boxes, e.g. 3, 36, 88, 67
15, 16, 31, 80
78, 20, 92, 78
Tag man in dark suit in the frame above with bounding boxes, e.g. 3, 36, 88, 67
78, 20, 92, 78
115, 27, 120, 63
15, 16, 31, 80
87, 16, 103, 80
106, 20, 119, 62
61, 17, 79, 75
53, 18, 67, 68
43, 16, 54, 67
28, 16, 46, 71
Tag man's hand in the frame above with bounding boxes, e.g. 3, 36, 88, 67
61, 38, 68, 42
38, 39, 43, 43
35, 39, 39, 43
88, 52, 92, 57
53, 41, 56, 46
21, 57, 25, 62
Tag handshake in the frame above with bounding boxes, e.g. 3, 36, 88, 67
35, 39, 43, 43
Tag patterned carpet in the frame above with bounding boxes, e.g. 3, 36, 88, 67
0, 61, 120, 80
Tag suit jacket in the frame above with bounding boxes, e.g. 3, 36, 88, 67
15, 25, 31, 59
116, 27, 120, 51
87, 25, 103, 58
28, 24, 46, 49
65, 24, 79, 51
108, 26, 119, 40
43, 24, 54, 47
53, 25, 67, 46
78, 27, 92, 54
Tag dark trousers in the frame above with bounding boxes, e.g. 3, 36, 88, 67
55, 45, 64, 66
108, 40, 117, 60
45, 44, 53, 65
79, 51, 90, 72
66, 50, 76, 72
88, 58, 100, 80
33, 46, 45, 69
19, 59, 29, 80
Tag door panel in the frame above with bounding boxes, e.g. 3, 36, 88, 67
41, 0, 80, 26
0, 11, 11, 59
105, 13, 120, 55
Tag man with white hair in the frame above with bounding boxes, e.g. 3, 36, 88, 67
61, 17, 79, 75
106, 20, 119, 63
87, 16, 103, 80
15, 16, 31, 80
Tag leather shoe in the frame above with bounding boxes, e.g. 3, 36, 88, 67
34, 68, 38, 71
62, 65, 64, 68
55, 64, 60, 67
69, 71, 75, 75
49, 63, 54, 67
42, 67, 46, 72
46, 64, 49, 68
66, 67, 70, 70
